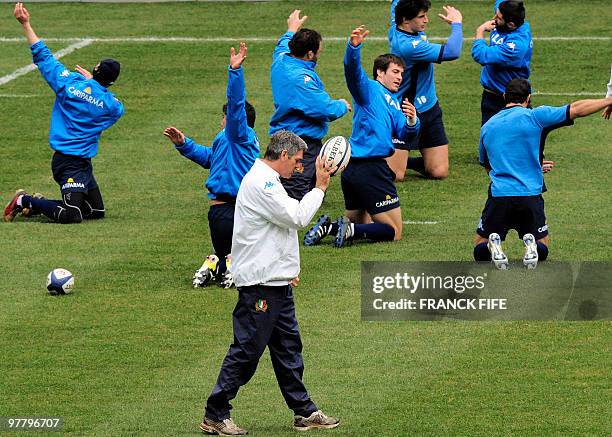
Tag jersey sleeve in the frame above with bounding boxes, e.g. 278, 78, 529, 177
30, 40, 74, 94
344, 42, 371, 106
225, 66, 250, 145
398, 38, 443, 63
533, 105, 573, 130
471, 36, 529, 67
479, 131, 490, 168
390, 0, 400, 27
293, 74, 348, 121
256, 182, 325, 230
175, 137, 213, 169
273, 31, 293, 61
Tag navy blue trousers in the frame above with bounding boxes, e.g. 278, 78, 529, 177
205, 285, 318, 421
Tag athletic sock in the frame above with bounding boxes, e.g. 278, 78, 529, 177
30, 197, 62, 221
19, 195, 30, 208
329, 222, 339, 235
408, 157, 426, 176
353, 223, 395, 242
474, 242, 491, 261
536, 242, 549, 261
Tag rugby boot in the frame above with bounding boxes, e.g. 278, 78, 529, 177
303, 214, 332, 246
333, 216, 354, 248
219, 255, 235, 289
522, 233, 539, 269
293, 410, 340, 432
193, 254, 219, 288
3, 189, 27, 222
487, 233, 508, 270
21, 193, 45, 218
199, 417, 247, 435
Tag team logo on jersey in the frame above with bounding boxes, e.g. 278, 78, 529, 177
68, 86, 104, 108
507, 42, 516, 51
412, 40, 421, 48
60, 69, 70, 77
264, 181, 275, 190
84, 86, 92, 94
255, 299, 268, 312
304, 75, 312, 83
421, 35, 427, 41
375, 194, 399, 208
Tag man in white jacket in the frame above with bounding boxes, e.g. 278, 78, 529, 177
200, 131, 340, 435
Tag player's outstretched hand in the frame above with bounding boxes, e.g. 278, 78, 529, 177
542, 160, 555, 173
230, 42, 247, 69
349, 25, 369, 47
287, 9, 308, 33
163, 126, 186, 146
438, 5, 462, 24
75, 65, 92, 79
314, 155, 336, 192
602, 105, 612, 120
14, 2, 30, 24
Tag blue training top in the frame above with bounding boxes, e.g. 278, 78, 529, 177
344, 42, 420, 159
269, 31, 349, 139
479, 105, 573, 197
472, 0, 533, 93
175, 66, 260, 200
31, 40, 124, 158
388, 0, 462, 111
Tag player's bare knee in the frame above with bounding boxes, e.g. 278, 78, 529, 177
427, 165, 449, 179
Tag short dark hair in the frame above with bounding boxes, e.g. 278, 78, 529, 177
373, 54, 405, 79
499, 1, 526, 29
223, 100, 256, 128
504, 78, 531, 104
289, 29, 322, 58
394, 0, 431, 26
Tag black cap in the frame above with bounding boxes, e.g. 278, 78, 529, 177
93, 59, 120, 86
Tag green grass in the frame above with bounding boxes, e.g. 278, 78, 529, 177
1, 1, 611, 436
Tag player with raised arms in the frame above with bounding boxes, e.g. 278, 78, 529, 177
304, 25, 420, 248
385, 0, 463, 181
163, 43, 259, 288
474, 78, 612, 269
4, 2, 124, 224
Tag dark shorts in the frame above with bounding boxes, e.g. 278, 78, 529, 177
52, 152, 98, 195
341, 158, 400, 215
280, 137, 321, 201
476, 194, 548, 241
481, 89, 506, 126
397, 101, 448, 151
208, 202, 235, 259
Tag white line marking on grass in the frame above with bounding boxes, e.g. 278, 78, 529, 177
534, 92, 604, 96
0, 39, 93, 86
0, 36, 610, 43
403, 220, 439, 225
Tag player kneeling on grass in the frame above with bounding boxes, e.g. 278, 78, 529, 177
304, 25, 420, 248
474, 78, 612, 269
163, 43, 259, 289
4, 3, 124, 225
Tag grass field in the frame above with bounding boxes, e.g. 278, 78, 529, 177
1, 1, 611, 435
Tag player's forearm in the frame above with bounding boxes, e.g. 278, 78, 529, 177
569, 98, 612, 119
21, 22, 40, 46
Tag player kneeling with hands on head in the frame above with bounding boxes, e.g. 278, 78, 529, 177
474, 78, 612, 270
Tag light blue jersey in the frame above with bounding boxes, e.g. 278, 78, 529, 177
176, 66, 259, 200
269, 31, 348, 139
344, 42, 420, 159
31, 40, 124, 158
388, 0, 462, 111
479, 105, 573, 197
472, 1, 533, 93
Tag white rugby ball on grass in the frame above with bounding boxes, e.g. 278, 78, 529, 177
46, 268, 74, 295
319, 135, 351, 176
